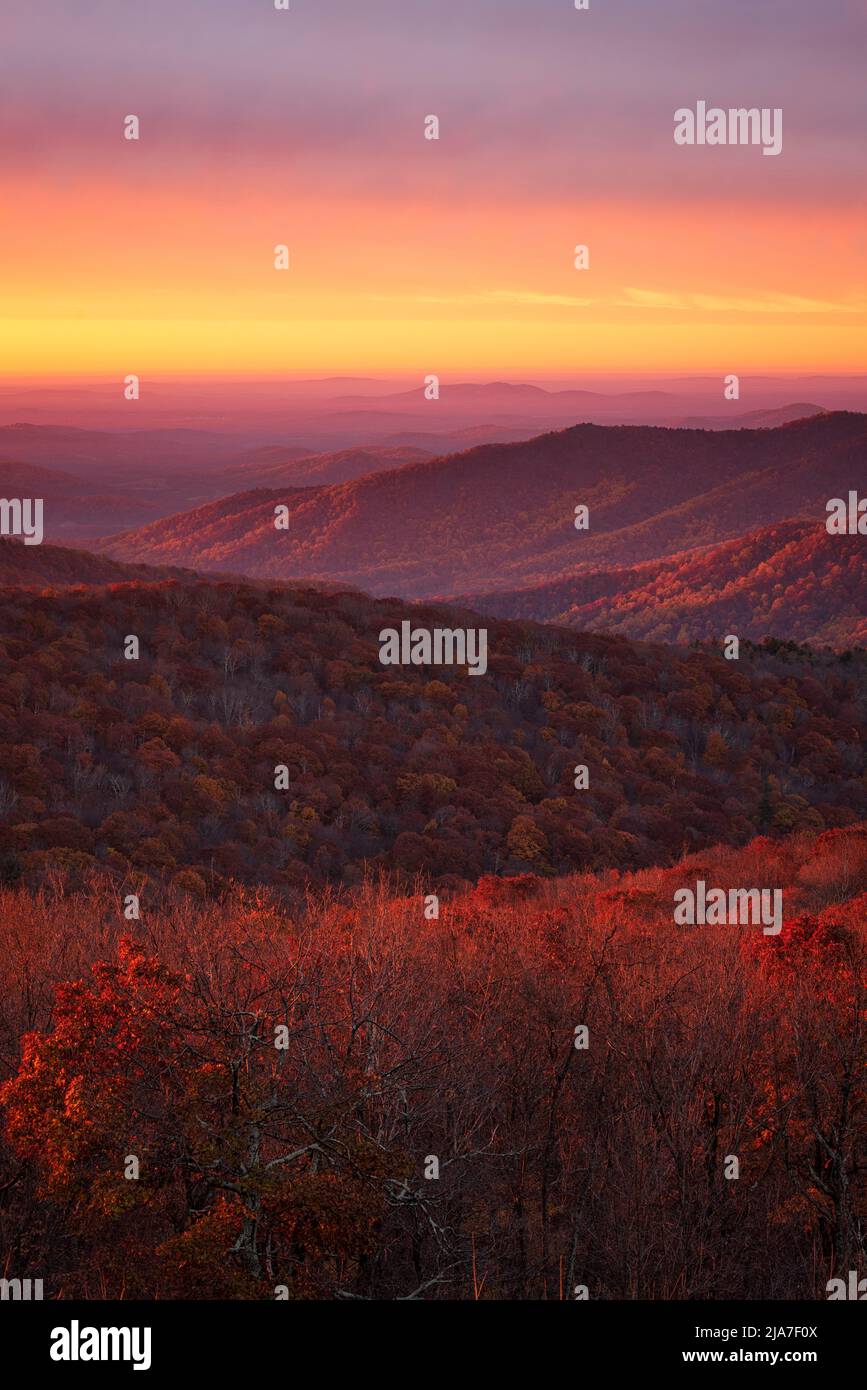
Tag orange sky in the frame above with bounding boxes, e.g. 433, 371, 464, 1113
4, 177, 865, 377
3, 0, 866, 378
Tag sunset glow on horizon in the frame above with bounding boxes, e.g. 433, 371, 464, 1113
2, 0, 866, 379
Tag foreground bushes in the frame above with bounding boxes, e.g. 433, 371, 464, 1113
0, 825, 864, 1300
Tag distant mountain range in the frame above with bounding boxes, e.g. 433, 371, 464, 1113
3, 372, 861, 431
667, 403, 827, 430
0, 384, 837, 466
0, 422, 247, 476
216, 444, 431, 491
2, 408, 863, 650
0, 460, 158, 540
97, 410, 866, 609
0, 441, 437, 540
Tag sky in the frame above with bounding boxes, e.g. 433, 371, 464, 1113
2, 0, 866, 378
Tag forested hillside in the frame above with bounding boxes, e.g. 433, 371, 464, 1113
471, 521, 867, 648
98, 413, 867, 597
0, 578, 863, 896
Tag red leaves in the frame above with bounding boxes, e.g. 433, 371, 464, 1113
0, 819, 864, 1299
1, 940, 184, 1197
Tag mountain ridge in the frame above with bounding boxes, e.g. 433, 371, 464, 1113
464, 519, 867, 648
96, 412, 867, 604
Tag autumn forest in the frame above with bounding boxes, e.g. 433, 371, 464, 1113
3, 0, 867, 1322
0, 562, 864, 1302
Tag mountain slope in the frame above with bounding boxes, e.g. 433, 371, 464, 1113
216, 444, 430, 491
0, 577, 864, 894
467, 521, 867, 648
670, 403, 826, 429
0, 423, 252, 476
0, 459, 155, 540
0, 537, 197, 587
98, 412, 867, 600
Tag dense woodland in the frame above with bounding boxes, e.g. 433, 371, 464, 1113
0, 824, 863, 1299
0, 566, 864, 1301
0, 579, 864, 897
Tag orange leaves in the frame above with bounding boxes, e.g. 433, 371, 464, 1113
2, 939, 186, 1198
157, 1198, 262, 1300
506, 815, 550, 865
136, 738, 181, 774
0, 818, 864, 1299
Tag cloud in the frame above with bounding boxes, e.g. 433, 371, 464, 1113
617, 287, 866, 314
366, 291, 596, 308
364, 289, 594, 308
479, 290, 596, 308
